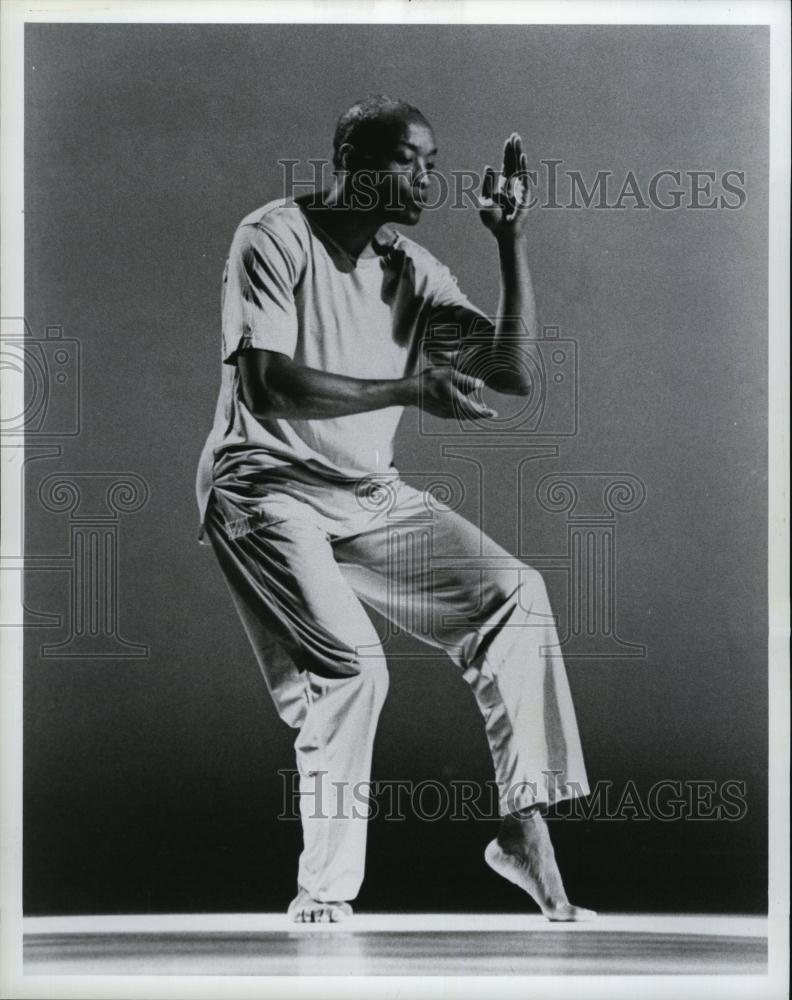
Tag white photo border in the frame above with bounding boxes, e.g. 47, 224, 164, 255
1, 2, 789, 999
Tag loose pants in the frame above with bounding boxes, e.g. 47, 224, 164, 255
203, 473, 589, 902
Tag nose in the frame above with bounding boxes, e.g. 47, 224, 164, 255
414, 167, 431, 192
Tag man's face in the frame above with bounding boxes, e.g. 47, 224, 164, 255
350, 116, 438, 224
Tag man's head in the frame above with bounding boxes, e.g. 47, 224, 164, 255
331, 95, 437, 224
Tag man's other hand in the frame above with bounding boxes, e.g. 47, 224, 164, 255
412, 365, 498, 420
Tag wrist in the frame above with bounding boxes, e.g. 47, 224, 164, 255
395, 374, 419, 407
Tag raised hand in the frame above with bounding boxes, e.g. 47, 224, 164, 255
479, 132, 531, 240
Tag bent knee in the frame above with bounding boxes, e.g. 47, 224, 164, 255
304, 645, 390, 696
486, 562, 548, 608
338, 658, 390, 713
296, 622, 386, 680
342, 637, 389, 697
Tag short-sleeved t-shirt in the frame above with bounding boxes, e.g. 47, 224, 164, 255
194, 196, 491, 545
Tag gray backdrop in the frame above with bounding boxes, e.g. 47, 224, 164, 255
23, 23, 768, 914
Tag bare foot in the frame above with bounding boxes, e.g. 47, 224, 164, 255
484, 809, 597, 922
287, 885, 354, 923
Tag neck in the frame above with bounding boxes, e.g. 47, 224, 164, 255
306, 183, 388, 258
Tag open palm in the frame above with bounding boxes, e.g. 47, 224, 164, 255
478, 131, 531, 239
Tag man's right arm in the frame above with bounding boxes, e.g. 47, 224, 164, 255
237, 348, 497, 422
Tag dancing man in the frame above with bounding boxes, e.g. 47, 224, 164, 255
195, 95, 596, 923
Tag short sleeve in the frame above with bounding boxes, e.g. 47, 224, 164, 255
423, 258, 495, 340
414, 253, 487, 323
414, 252, 495, 368
221, 223, 301, 366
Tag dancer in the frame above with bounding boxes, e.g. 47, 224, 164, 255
195, 95, 596, 923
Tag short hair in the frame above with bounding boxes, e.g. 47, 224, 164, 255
332, 94, 428, 170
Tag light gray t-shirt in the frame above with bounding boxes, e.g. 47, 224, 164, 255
195, 196, 490, 545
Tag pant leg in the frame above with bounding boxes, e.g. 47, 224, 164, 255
334, 481, 590, 816
203, 491, 389, 901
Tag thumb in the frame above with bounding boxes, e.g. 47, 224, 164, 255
427, 348, 460, 366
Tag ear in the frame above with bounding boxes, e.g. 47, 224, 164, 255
338, 141, 377, 175
336, 142, 356, 173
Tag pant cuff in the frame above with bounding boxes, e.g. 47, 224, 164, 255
498, 776, 591, 816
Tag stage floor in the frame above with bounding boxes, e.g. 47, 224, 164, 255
22, 913, 768, 976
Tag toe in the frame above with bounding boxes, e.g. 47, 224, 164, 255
288, 891, 352, 924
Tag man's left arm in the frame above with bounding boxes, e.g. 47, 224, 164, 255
429, 132, 538, 397
487, 226, 538, 395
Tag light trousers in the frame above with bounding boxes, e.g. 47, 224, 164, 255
203, 473, 589, 902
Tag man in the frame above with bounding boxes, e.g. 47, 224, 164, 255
195, 95, 596, 923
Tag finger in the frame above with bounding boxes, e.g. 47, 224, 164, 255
506, 134, 525, 209
456, 396, 498, 420
453, 371, 485, 394
518, 151, 530, 202
451, 381, 498, 418
481, 164, 496, 202
519, 150, 529, 182
502, 133, 516, 180
513, 132, 524, 164
511, 132, 522, 175
503, 147, 527, 220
